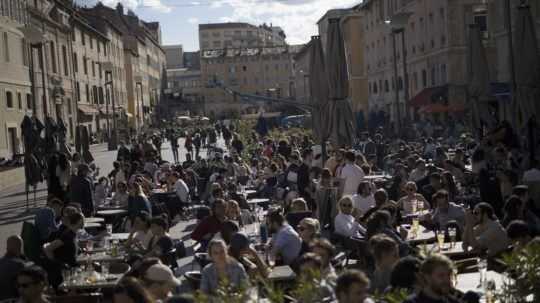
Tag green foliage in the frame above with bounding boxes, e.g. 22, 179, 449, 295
496, 243, 540, 303
373, 288, 410, 303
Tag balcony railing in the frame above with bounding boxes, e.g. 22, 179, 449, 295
0, 0, 28, 24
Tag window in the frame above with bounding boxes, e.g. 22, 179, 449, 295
212, 32, 220, 37
398, 77, 403, 90
22, 38, 28, 66
6, 91, 13, 108
431, 67, 436, 86
97, 42, 100, 54
26, 93, 32, 109
89, 38, 93, 49
62, 45, 68, 76
373, 82, 378, 94
422, 69, 427, 88
441, 35, 446, 46
3, 32, 9, 62
212, 41, 221, 48
17, 92, 22, 109
50, 42, 57, 73
81, 32, 85, 45
83, 56, 88, 75
440, 64, 447, 84
92, 86, 98, 104
75, 82, 81, 102
147, 55, 150, 66
99, 63, 102, 79
201, 32, 209, 38
73, 53, 78, 73
92, 61, 95, 77
384, 80, 389, 92
224, 31, 231, 37
413, 72, 418, 90
85, 84, 89, 102
72, 29, 76, 41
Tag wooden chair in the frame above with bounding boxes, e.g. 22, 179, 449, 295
51, 293, 103, 303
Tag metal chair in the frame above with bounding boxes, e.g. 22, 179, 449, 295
51, 293, 103, 303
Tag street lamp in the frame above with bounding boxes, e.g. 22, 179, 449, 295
385, 11, 413, 134
18, 26, 46, 118
102, 61, 118, 150
134, 75, 143, 130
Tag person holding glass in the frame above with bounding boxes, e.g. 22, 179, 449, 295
397, 182, 430, 216
424, 190, 465, 231
200, 239, 250, 295
297, 217, 321, 256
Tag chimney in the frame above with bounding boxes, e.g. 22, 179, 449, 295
116, 2, 124, 15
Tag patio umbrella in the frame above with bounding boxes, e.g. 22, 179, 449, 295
75, 125, 82, 155
514, 4, 540, 160
81, 126, 94, 163
57, 117, 71, 155
21, 116, 44, 210
255, 114, 269, 137
514, 5, 540, 124
308, 36, 329, 144
467, 24, 495, 135
325, 18, 356, 148
44, 116, 59, 153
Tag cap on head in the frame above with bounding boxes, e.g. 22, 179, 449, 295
144, 263, 181, 286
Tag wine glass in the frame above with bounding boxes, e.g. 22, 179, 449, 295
437, 231, 445, 251
86, 240, 94, 253
448, 227, 457, 248
411, 218, 419, 238
477, 258, 488, 289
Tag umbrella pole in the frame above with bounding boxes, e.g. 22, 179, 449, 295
25, 183, 29, 213
34, 186, 37, 208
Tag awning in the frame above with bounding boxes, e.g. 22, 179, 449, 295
125, 112, 133, 118
419, 103, 465, 114
78, 104, 99, 115
409, 85, 448, 107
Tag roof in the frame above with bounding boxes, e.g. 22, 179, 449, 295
316, 8, 352, 25
293, 40, 313, 60
199, 22, 256, 30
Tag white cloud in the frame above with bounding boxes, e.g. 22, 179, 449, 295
188, 17, 199, 24
211, 0, 361, 44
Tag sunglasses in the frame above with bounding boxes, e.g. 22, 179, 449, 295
342, 204, 353, 208
297, 226, 306, 231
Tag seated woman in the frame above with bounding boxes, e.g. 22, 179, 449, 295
286, 198, 313, 232
125, 211, 154, 251
226, 200, 243, 226
352, 181, 376, 218
111, 181, 129, 207
146, 216, 173, 259
42, 212, 84, 288
334, 196, 366, 238
200, 239, 249, 295
229, 232, 269, 279
297, 217, 321, 256
94, 177, 111, 205
128, 183, 152, 219
366, 210, 410, 257
397, 182, 430, 216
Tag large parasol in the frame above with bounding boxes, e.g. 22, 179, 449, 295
21, 115, 44, 210
81, 126, 94, 163
308, 36, 329, 144
325, 18, 356, 148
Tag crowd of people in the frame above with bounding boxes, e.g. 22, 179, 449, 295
1, 119, 540, 302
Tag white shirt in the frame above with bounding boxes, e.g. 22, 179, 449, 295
409, 168, 426, 182
352, 194, 376, 216
175, 179, 190, 203
339, 163, 365, 196
133, 229, 154, 250
523, 168, 540, 182
334, 212, 366, 237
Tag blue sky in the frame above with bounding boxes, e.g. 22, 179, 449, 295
77, 0, 362, 51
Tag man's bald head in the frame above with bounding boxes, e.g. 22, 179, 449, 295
6, 235, 23, 257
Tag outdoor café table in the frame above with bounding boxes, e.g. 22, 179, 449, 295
108, 233, 130, 241
84, 222, 102, 229
96, 209, 128, 218
419, 242, 475, 259
85, 217, 105, 224
364, 174, 391, 180
247, 198, 271, 209
268, 265, 296, 282
404, 224, 436, 245
60, 272, 123, 291
77, 251, 125, 264
456, 270, 505, 293
97, 204, 126, 211
238, 189, 258, 197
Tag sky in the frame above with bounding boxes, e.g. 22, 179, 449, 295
76, 0, 362, 51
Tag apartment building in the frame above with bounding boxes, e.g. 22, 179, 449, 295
200, 46, 298, 118
85, 3, 166, 130
199, 22, 286, 50
164, 44, 183, 69
0, 0, 31, 159
357, 0, 497, 123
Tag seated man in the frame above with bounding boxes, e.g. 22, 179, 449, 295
0, 236, 28, 301
424, 190, 465, 230
16, 265, 49, 303
403, 254, 461, 303
368, 234, 399, 293
335, 196, 367, 237
506, 220, 533, 251
335, 269, 373, 303
310, 239, 338, 287
267, 209, 302, 265
34, 197, 64, 242
462, 202, 509, 257
191, 199, 227, 249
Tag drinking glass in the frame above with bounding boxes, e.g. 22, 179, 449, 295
477, 258, 488, 288
106, 224, 113, 234
62, 269, 71, 285
86, 240, 94, 252
411, 218, 419, 238
411, 199, 417, 214
101, 262, 109, 277
437, 232, 445, 251
267, 253, 276, 268
448, 227, 457, 247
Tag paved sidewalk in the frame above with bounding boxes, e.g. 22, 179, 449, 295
0, 136, 225, 254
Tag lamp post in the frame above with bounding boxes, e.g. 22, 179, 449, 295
102, 62, 117, 150
134, 76, 143, 131
386, 11, 413, 133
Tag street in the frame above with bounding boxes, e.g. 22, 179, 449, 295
0, 136, 223, 254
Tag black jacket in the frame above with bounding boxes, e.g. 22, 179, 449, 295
69, 175, 94, 215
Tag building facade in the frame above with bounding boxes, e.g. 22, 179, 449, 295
357, 0, 497, 124
164, 44, 183, 69
0, 0, 31, 159
199, 22, 286, 50
200, 46, 298, 118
